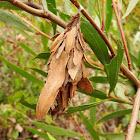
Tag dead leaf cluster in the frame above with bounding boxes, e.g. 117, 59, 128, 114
36, 13, 94, 120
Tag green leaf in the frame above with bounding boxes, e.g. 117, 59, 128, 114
30, 68, 47, 77
23, 126, 50, 140
79, 111, 99, 140
34, 53, 51, 60
40, 22, 51, 52
105, 0, 113, 31
97, 109, 132, 124
81, 19, 110, 65
18, 42, 36, 56
20, 95, 36, 110
12, 129, 19, 139
122, 0, 139, 19
89, 97, 96, 126
0, 1, 20, 10
0, 10, 32, 32
90, 76, 109, 83
46, 0, 57, 34
67, 99, 107, 114
105, 40, 124, 92
78, 89, 108, 99
0, 55, 43, 85
32, 122, 82, 138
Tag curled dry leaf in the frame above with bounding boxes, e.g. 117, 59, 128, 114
36, 13, 94, 120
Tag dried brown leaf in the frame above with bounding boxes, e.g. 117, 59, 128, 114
50, 32, 64, 52
36, 51, 68, 120
77, 78, 94, 93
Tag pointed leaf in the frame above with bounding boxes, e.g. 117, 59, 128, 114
81, 19, 110, 65
0, 55, 43, 85
30, 68, 47, 77
67, 99, 107, 114
32, 122, 82, 138
34, 53, 51, 60
105, 40, 124, 92
122, 0, 139, 19
20, 95, 36, 110
105, 0, 113, 31
23, 126, 50, 140
90, 76, 109, 83
79, 111, 99, 140
18, 42, 36, 56
40, 22, 51, 52
46, 0, 57, 34
97, 109, 132, 124
0, 10, 32, 32
78, 89, 108, 99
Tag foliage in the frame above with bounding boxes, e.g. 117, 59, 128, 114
0, 0, 140, 139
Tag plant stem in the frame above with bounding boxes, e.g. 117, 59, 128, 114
101, 0, 105, 33
70, 114, 86, 139
111, 0, 132, 71
125, 88, 140, 140
11, 11, 52, 40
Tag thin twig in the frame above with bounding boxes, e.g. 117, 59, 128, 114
2, 0, 67, 28
125, 88, 140, 140
101, 0, 105, 33
112, 0, 132, 71
11, 11, 53, 40
70, 114, 86, 139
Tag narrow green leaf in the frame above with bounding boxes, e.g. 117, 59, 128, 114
40, 22, 51, 52
34, 53, 51, 60
79, 111, 99, 140
105, 40, 124, 92
122, 0, 139, 19
90, 76, 109, 83
0, 55, 43, 85
32, 122, 82, 138
78, 89, 108, 99
67, 99, 107, 114
90, 97, 96, 126
18, 42, 36, 56
81, 19, 110, 65
30, 68, 47, 77
46, 0, 57, 34
97, 109, 132, 124
105, 0, 113, 31
20, 95, 36, 110
23, 126, 50, 140
0, 1, 20, 10
88, 0, 93, 16
0, 10, 32, 32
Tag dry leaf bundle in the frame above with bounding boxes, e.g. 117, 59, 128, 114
36, 13, 94, 120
